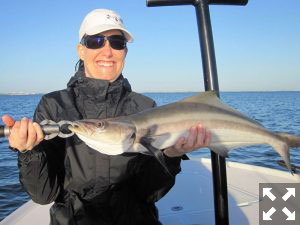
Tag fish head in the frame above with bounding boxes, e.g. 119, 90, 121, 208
68, 119, 136, 155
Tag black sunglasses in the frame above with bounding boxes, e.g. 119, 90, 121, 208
81, 35, 127, 50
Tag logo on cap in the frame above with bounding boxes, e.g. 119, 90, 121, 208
106, 14, 123, 25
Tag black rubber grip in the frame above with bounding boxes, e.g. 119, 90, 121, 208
0, 125, 5, 138
0, 124, 60, 139
146, 0, 248, 7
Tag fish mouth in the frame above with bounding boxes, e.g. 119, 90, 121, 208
68, 122, 90, 135
67, 124, 77, 132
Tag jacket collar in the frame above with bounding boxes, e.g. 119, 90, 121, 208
67, 70, 132, 101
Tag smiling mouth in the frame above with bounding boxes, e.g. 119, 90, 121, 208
97, 61, 114, 67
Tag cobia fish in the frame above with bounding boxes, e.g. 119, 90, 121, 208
68, 91, 300, 172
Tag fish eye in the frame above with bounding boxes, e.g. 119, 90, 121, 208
96, 121, 106, 129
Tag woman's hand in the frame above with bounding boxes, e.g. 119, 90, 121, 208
163, 124, 210, 158
1, 115, 44, 152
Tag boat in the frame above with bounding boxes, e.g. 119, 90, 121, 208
1, 157, 299, 225
2, 1, 299, 224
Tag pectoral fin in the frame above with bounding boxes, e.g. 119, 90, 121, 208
140, 137, 173, 177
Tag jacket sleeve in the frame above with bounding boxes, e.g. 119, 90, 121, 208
18, 96, 66, 205
133, 153, 181, 203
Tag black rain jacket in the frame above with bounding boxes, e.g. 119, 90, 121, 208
17, 71, 181, 225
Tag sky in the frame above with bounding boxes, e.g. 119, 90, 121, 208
0, 0, 299, 93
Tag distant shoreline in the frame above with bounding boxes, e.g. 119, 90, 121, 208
0, 93, 44, 96
143, 90, 300, 94
1, 91, 300, 96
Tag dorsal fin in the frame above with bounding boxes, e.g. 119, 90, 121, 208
180, 91, 232, 111
180, 91, 219, 104
180, 91, 262, 127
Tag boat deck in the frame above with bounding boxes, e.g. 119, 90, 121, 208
2, 158, 300, 225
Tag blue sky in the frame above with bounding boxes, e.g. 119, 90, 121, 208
0, 0, 299, 93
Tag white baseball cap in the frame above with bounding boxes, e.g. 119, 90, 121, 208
79, 9, 134, 42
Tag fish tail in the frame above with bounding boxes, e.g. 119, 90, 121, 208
277, 132, 300, 148
271, 140, 292, 174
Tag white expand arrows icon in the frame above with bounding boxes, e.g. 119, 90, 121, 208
282, 207, 296, 220
263, 188, 276, 201
263, 207, 276, 220
282, 188, 295, 201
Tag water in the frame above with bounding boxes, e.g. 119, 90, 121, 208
0, 92, 300, 221
0, 94, 42, 221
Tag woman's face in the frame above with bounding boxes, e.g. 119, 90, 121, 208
77, 30, 127, 81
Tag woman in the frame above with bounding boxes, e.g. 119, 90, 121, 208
2, 9, 210, 225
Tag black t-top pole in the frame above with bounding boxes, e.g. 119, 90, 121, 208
146, 1, 248, 225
